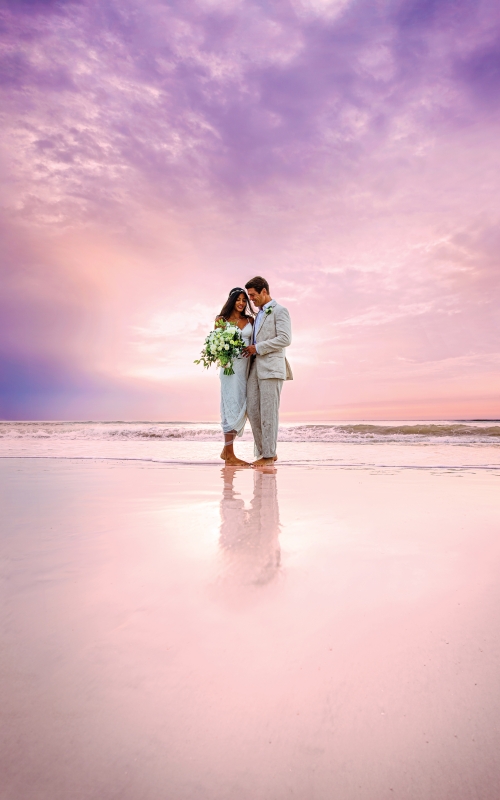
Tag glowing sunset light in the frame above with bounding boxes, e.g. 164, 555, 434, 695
1, 0, 499, 420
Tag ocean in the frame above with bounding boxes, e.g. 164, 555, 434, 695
1, 420, 499, 471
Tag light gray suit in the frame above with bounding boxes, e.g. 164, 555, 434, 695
247, 300, 292, 459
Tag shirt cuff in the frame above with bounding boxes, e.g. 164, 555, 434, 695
255, 343, 261, 355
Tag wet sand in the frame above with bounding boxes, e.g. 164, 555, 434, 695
1, 458, 500, 799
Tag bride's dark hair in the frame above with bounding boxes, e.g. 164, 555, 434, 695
219, 288, 254, 322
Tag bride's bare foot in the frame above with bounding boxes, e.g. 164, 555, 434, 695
224, 454, 251, 467
220, 445, 249, 466
252, 457, 275, 468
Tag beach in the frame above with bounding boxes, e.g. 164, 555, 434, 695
1, 424, 500, 799
3, 0, 500, 794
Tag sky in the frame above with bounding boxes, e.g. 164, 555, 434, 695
1, 0, 500, 421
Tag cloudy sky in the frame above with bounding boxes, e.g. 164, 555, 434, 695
1, 0, 499, 420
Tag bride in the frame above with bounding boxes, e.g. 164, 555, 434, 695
216, 287, 254, 466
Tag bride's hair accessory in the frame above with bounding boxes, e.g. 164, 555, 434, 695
229, 287, 244, 296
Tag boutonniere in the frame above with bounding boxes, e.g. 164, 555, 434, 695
265, 306, 273, 316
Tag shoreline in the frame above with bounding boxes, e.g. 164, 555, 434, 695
1, 454, 500, 471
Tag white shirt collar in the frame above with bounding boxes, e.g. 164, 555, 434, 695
253, 301, 273, 345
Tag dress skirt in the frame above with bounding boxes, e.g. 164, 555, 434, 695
220, 354, 250, 437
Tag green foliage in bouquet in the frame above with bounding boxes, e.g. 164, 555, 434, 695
194, 319, 246, 376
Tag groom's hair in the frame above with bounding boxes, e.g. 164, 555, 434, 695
245, 276, 269, 293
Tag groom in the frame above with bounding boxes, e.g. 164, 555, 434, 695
243, 276, 293, 467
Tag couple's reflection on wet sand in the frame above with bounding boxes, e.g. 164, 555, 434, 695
218, 467, 281, 589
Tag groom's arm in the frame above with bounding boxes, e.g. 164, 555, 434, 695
256, 307, 292, 355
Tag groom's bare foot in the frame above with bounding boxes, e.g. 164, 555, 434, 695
252, 457, 275, 468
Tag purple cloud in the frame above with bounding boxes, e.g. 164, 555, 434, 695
1, 0, 500, 418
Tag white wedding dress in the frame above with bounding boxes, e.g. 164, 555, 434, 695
220, 321, 252, 437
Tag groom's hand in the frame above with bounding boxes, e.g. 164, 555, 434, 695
243, 344, 257, 357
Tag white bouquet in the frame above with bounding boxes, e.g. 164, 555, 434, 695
194, 319, 246, 376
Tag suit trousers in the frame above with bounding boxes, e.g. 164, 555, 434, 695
247, 362, 283, 459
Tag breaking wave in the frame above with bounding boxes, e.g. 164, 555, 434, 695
1, 421, 499, 445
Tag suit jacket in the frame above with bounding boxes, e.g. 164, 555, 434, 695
254, 300, 293, 381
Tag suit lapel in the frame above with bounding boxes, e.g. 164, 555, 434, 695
256, 301, 276, 340
256, 312, 266, 339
